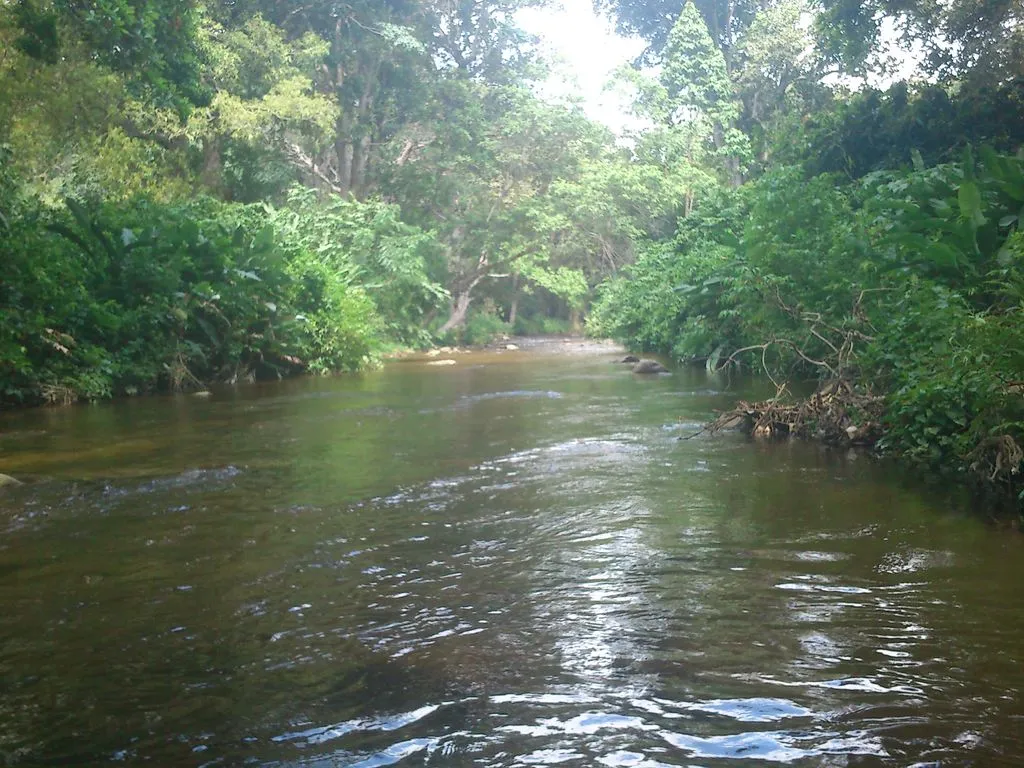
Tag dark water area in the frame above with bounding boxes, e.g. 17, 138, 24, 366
1, 339, 1023, 767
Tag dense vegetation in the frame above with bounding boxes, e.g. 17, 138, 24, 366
588, 0, 1024, 507
1, 0, 1022, 507
1, 0, 664, 404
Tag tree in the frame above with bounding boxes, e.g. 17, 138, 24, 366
733, 0, 823, 166
10, 0, 206, 109
614, 2, 750, 187
662, 1, 737, 129
187, 15, 338, 200
594, 0, 770, 69
814, 0, 1023, 82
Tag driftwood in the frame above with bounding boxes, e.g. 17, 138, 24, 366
708, 379, 884, 446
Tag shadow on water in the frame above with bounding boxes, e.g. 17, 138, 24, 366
2, 339, 1024, 766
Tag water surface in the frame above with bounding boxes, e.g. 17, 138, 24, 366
1, 339, 1022, 766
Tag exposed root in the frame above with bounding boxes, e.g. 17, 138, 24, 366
166, 346, 204, 392
709, 379, 884, 446
39, 383, 77, 406
969, 434, 1023, 483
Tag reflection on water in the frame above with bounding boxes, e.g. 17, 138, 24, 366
1, 339, 1024, 766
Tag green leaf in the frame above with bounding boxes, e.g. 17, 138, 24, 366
961, 145, 976, 182
252, 224, 275, 252
957, 181, 983, 224
924, 243, 962, 268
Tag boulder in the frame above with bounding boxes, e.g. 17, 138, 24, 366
632, 359, 669, 374
0, 474, 23, 488
618, 355, 640, 363
505, 343, 519, 351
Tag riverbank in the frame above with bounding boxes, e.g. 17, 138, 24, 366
385, 335, 624, 360
588, 152, 1024, 521
0, 335, 624, 416
700, 374, 1024, 518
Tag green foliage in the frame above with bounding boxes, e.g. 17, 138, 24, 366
462, 307, 513, 346
866, 283, 1024, 496
0, 163, 384, 404
593, 148, 1024, 502
513, 314, 571, 336
15, 0, 209, 110
662, 2, 737, 128
589, 186, 751, 358
777, 82, 1024, 179
519, 265, 589, 310
189, 15, 336, 150
271, 187, 446, 347
813, 0, 1023, 81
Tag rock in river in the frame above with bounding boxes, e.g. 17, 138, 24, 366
0, 473, 23, 488
632, 359, 669, 374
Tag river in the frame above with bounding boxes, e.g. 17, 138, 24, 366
1, 338, 1022, 766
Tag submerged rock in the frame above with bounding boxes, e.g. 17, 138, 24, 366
427, 359, 457, 366
618, 355, 640, 364
0, 474, 23, 488
632, 359, 669, 374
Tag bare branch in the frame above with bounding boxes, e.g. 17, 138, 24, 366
285, 142, 343, 195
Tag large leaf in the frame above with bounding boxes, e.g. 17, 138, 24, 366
957, 181, 985, 227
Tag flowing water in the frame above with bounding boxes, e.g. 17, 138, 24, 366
1, 339, 1023, 767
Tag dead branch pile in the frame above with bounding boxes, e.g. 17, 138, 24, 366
710, 379, 885, 446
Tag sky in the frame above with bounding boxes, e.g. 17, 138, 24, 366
516, 0, 647, 134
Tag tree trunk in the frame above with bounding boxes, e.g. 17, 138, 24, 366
348, 60, 379, 199
723, 0, 735, 70
351, 133, 371, 198
569, 308, 582, 333
508, 274, 520, 326
439, 291, 473, 334
438, 275, 484, 334
727, 156, 743, 189
200, 139, 224, 196
339, 142, 354, 196
330, 24, 353, 197
335, 112, 354, 197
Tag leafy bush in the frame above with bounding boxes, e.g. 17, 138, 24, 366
272, 187, 447, 348
588, 187, 751, 360
512, 314, 571, 336
0, 167, 388, 405
463, 306, 512, 346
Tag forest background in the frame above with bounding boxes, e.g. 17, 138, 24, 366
1, 0, 1022, 505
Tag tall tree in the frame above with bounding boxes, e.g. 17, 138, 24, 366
593, 0, 769, 68
733, 0, 824, 166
